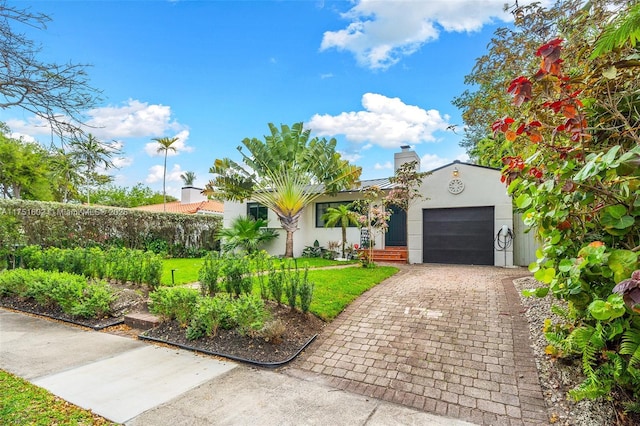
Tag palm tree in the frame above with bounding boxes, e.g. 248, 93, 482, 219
322, 204, 359, 259
180, 171, 196, 186
217, 216, 278, 254
153, 136, 179, 212
207, 123, 361, 258
69, 133, 118, 204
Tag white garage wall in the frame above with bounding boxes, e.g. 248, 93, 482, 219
408, 161, 514, 266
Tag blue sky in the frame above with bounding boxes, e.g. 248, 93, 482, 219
1, 0, 544, 198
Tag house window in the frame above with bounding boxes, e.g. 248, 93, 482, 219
247, 203, 268, 221
315, 201, 356, 228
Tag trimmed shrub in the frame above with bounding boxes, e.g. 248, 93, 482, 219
149, 287, 199, 327
0, 199, 221, 255
0, 269, 113, 318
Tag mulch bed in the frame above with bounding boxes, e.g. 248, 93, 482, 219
1, 293, 326, 366
0, 296, 124, 330
141, 302, 325, 366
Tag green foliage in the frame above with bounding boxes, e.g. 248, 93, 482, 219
183, 293, 268, 340
220, 253, 252, 297
268, 265, 284, 305
208, 122, 361, 258
299, 266, 315, 314
218, 216, 278, 254
494, 3, 640, 403
0, 268, 114, 318
17, 245, 163, 288
198, 251, 222, 296
231, 293, 269, 337
185, 296, 231, 340
89, 183, 177, 208
148, 287, 199, 327
321, 204, 359, 258
251, 250, 273, 299
0, 198, 221, 255
284, 264, 299, 310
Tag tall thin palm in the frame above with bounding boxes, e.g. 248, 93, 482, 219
154, 136, 179, 212
322, 204, 359, 258
69, 133, 117, 204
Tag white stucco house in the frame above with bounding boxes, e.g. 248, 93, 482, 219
222, 147, 517, 266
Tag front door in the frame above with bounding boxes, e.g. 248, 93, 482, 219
385, 208, 407, 247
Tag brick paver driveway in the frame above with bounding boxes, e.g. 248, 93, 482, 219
287, 264, 549, 426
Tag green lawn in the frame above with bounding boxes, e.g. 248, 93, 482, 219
0, 370, 117, 425
252, 265, 398, 321
161, 256, 358, 285
305, 266, 397, 320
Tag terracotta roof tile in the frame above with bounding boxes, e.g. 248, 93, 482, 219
132, 200, 223, 214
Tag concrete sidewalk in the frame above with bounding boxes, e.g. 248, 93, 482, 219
0, 309, 474, 425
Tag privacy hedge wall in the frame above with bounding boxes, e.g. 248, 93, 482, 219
0, 199, 221, 256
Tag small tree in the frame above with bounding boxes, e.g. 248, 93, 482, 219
384, 160, 430, 263
352, 185, 391, 267
321, 204, 359, 259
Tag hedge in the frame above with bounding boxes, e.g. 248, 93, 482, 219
0, 199, 222, 258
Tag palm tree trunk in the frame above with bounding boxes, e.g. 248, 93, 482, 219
163, 152, 167, 212
341, 227, 347, 258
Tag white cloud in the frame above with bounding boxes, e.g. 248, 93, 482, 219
112, 156, 133, 168
420, 151, 469, 171
338, 151, 362, 163
9, 132, 37, 143
320, 73, 334, 79
144, 130, 193, 157
321, 0, 547, 70
420, 153, 449, 171
307, 93, 450, 148
85, 99, 184, 139
146, 163, 185, 184
374, 161, 392, 170
4, 99, 186, 143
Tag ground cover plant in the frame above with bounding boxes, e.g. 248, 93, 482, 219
0, 370, 117, 426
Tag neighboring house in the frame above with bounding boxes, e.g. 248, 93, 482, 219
223, 147, 516, 266
134, 186, 224, 215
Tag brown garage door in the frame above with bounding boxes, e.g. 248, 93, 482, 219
423, 206, 494, 265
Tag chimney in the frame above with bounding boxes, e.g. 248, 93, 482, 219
394, 145, 420, 172
181, 186, 207, 204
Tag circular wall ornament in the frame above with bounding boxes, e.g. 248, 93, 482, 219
448, 178, 465, 194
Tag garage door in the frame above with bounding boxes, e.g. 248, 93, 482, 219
423, 206, 494, 265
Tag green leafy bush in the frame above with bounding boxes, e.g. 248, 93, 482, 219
231, 294, 269, 337
268, 265, 284, 305
0, 198, 221, 254
0, 269, 113, 318
493, 26, 640, 403
199, 252, 222, 296
299, 266, 315, 314
17, 245, 163, 288
284, 265, 299, 310
185, 296, 232, 340
149, 287, 199, 327
221, 254, 251, 297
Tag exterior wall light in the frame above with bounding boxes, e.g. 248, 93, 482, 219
452, 167, 459, 177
